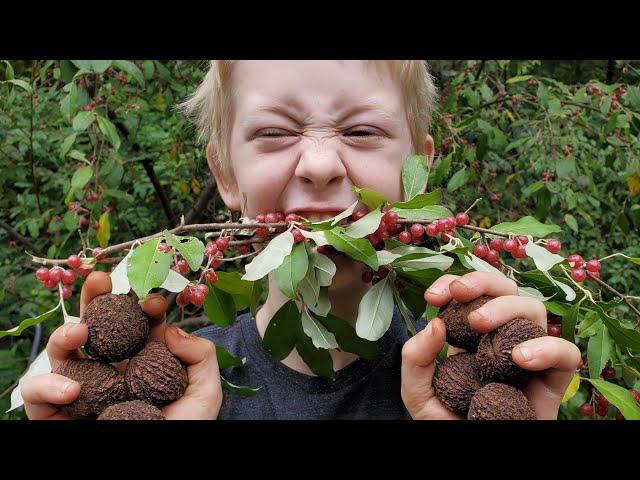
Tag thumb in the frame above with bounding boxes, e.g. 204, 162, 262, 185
401, 317, 446, 417
164, 325, 221, 389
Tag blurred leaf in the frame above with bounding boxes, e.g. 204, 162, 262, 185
262, 300, 300, 361
588, 324, 613, 379
561, 374, 580, 403
112, 60, 145, 86
97, 211, 110, 248
491, 216, 561, 237
317, 314, 381, 360
355, 275, 394, 341
72, 111, 94, 132
220, 376, 261, 396
70, 166, 92, 190
402, 155, 429, 200
352, 186, 387, 209
97, 115, 121, 151
447, 166, 468, 192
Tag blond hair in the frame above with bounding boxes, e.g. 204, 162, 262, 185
179, 60, 437, 180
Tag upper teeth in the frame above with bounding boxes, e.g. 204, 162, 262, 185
301, 213, 334, 222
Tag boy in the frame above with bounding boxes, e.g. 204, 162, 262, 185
22, 61, 581, 420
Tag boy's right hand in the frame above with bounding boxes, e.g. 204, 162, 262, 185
21, 271, 223, 420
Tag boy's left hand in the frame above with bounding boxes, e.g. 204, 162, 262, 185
400, 272, 582, 420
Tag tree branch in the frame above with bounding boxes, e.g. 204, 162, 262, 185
184, 174, 217, 225
0, 219, 42, 255
141, 158, 178, 226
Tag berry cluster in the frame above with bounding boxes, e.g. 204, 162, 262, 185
472, 235, 531, 268
34, 253, 95, 299
255, 211, 306, 242
176, 283, 209, 308
567, 254, 601, 282
398, 212, 469, 247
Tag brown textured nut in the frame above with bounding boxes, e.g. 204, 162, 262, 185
98, 400, 165, 420
125, 341, 188, 407
55, 358, 126, 419
82, 293, 150, 363
476, 317, 547, 385
440, 295, 491, 352
467, 383, 537, 420
433, 353, 484, 415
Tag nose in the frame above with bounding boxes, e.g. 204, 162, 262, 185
295, 142, 347, 190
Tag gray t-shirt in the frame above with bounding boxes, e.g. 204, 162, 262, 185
194, 309, 424, 420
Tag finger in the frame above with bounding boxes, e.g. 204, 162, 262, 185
141, 293, 168, 341
400, 318, 446, 416
448, 271, 518, 303
162, 326, 222, 419
80, 271, 112, 317
22, 373, 80, 420
467, 295, 548, 333
424, 274, 461, 307
46, 322, 88, 368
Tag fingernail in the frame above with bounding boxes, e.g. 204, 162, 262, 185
454, 277, 473, 288
470, 306, 489, 322
61, 380, 74, 397
174, 326, 191, 339
422, 321, 433, 337
426, 286, 444, 296
62, 323, 74, 338
517, 346, 532, 362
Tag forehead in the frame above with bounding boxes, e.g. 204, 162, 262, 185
231, 60, 405, 118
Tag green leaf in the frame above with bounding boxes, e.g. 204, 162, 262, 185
71, 166, 92, 190
356, 275, 394, 341
215, 345, 244, 369
99, 159, 124, 189
317, 314, 381, 360
325, 228, 378, 271
626, 86, 640, 109
390, 205, 452, 221
556, 157, 576, 178
447, 166, 468, 193
274, 242, 309, 299
345, 208, 383, 238
203, 285, 236, 327
62, 210, 77, 231
163, 230, 204, 272
0, 302, 60, 339
59, 133, 77, 159
4, 78, 32, 92
70, 60, 92, 70
220, 376, 261, 396
600, 96, 612, 114
72, 111, 94, 132
112, 60, 145, 86
588, 324, 613, 379
301, 308, 338, 349
490, 216, 561, 237
561, 374, 581, 403
214, 271, 254, 301
588, 379, 640, 420
506, 75, 532, 84
391, 189, 442, 210
577, 311, 602, 338
298, 263, 320, 307
352, 186, 387, 209
262, 300, 300, 361
564, 214, 579, 233
243, 231, 294, 281
97, 115, 121, 151
393, 254, 454, 272
522, 181, 546, 198
126, 238, 173, 300
308, 249, 336, 287
596, 306, 640, 352
89, 60, 112, 74
562, 301, 581, 342
97, 211, 111, 248
64, 187, 76, 207
402, 155, 429, 200
68, 150, 87, 162
525, 242, 564, 272
295, 327, 335, 380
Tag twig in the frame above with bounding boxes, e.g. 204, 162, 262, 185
142, 158, 178, 226
0, 219, 42, 255
586, 271, 640, 323
184, 174, 217, 225
171, 315, 211, 330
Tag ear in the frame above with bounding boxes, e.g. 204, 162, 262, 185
422, 134, 436, 172
206, 142, 242, 212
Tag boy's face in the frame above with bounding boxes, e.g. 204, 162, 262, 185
211, 60, 433, 286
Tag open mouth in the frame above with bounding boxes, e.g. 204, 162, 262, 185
291, 211, 343, 223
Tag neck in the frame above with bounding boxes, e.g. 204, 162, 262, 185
255, 273, 371, 375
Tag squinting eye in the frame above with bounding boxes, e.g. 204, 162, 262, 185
344, 128, 378, 137
256, 128, 294, 138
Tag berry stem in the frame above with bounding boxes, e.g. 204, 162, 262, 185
585, 271, 640, 323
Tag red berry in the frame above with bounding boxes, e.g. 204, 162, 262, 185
61, 284, 73, 300
61, 269, 77, 285
425, 223, 439, 237
285, 213, 300, 225
195, 284, 209, 297
49, 267, 63, 283
516, 235, 529, 245
352, 210, 365, 221
631, 390, 640, 405
190, 290, 206, 307
158, 243, 171, 254
35, 268, 50, 282
215, 237, 230, 251
85, 192, 99, 202
586, 259, 601, 272
256, 213, 265, 223
92, 247, 104, 258
455, 212, 470, 226
377, 268, 389, 279
546, 239, 561, 253
255, 227, 269, 237
177, 260, 189, 275
515, 245, 528, 259
547, 324, 562, 337
616, 411, 625, 421
399, 231, 412, 244
75, 266, 93, 277
265, 212, 278, 224
362, 270, 373, 283
489, 259, 501, 269
68, 202, 81, 212
92, 222, 100, 231
78, 216, 89, 227
67, 255, 81, 269
436, 218, 448, 232
176, 291, 189, 307
212, 251, 224, 268
579, 404, 594, 416
588, 271, 601, 281
293, 229, 305, 243
275, 212, 285, 222
473, 245, 489, 259
206, 270, 218, 283
595, 403, 608, 417
489, 239, 504, 251
444, 216, 457, 231
486, 249, 500, 264
567, 254, 584, 268
383, 211, 398, 227
440, 232, 455, 243
44, 278, 57, 289
205, 242, 218, 257
601, 366, 616, 380
571, 268, 587, 282
410, 223, 424, 238
504, 238, 517, 253
596, 394, 609, 409
237, 245, 251, 254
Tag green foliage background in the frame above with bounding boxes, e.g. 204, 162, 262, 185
1, 60, 639, 419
